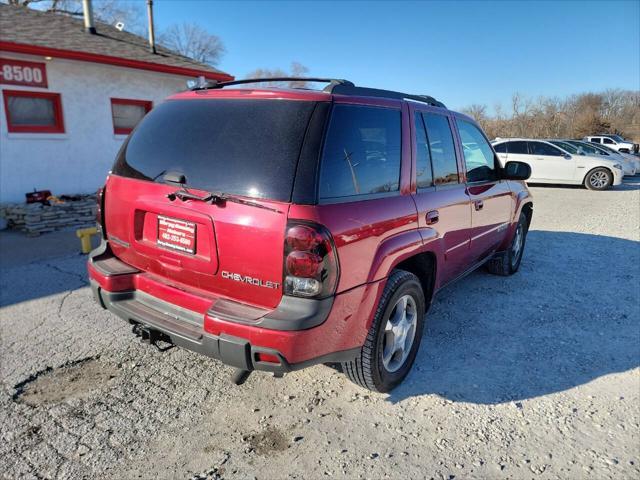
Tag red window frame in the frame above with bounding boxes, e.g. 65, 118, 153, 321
110, 98, 152, 135
2, 89, 65, 133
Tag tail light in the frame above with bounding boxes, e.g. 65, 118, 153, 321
283, 221, 339, 298
96, 185, 106, 239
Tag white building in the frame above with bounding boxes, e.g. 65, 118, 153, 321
0, 5, 233, 203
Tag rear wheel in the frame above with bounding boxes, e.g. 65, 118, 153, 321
584, 167, 612, 190
342, 270, 425, 393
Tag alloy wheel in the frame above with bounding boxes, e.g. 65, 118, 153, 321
382, 294, 418, 373
589, 171, 609, 189
511, 222, 524, 267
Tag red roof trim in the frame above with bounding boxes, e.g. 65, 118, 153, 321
0, 41, 234, 82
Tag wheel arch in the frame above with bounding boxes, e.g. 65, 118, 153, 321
394, 251, 437, 309
364, 229, 441, 328
583, 165, 614, 187
521, 201, 533, 230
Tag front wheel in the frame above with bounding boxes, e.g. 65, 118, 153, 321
342, 270, 425, 393
584, 167, 613, 190
486, 211, 528, 276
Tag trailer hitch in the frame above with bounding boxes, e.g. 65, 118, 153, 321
132, 324, 175, 352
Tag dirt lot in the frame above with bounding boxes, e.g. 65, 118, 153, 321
1, 180, 639, 480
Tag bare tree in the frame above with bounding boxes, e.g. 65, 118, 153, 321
159, 23, 225, 66
244, 62, 311, 88
461, 104, 487, 122
462, 90, 640, 142
289, 62, 309, 88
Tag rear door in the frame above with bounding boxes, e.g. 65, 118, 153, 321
410, 105, 472, 283
453, 117, 513, 262
309, 101, 418, 292
105, 97, 321, 310
528, 141, 575, 181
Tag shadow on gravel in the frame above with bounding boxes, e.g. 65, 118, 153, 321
0, 257, 89, 307
388, 230, 640, 404
615, 177, 640, 191
0, 229, 96, 307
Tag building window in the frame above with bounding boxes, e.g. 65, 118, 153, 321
111, 98, 152, 135
2, 90, 64, 133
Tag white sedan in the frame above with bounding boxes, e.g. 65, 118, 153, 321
492, 138, 624, 190
572, 141, 640, 175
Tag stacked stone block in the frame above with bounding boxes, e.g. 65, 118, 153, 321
0, 196, 97, 236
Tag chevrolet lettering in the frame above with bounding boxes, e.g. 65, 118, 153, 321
221, 271, 280, 289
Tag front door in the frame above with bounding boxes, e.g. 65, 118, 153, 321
453, 117, 513, 262
528, 141, 575, 181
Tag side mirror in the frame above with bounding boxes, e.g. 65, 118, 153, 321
563, 153, 572, 159
503, 161, 531, 181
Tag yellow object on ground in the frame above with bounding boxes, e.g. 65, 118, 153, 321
76, 227, 97, 254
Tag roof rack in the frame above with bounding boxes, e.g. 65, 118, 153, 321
326, 84, 446, 108
187, 76, 354, 91
186, 76, 446, 108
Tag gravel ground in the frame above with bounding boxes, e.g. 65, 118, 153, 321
1, 179, 639, 480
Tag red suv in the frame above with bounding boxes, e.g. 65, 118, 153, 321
88, 78, 533, 392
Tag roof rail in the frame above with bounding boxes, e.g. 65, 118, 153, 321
326, 84, 446, 108
185, 76, 446, 108
187, 76, 354, 91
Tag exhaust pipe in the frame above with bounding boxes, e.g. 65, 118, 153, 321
146, 0, 157, 54
82, 0, 96, 34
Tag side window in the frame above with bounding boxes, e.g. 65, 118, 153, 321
591, 137, 602, 143
507, 141, 529, 154
318, 104, 401, 200
423, 113, 458, 185
530, 141, 562, 156
414, 113, 433, 188
456, 119, 496, 183
603, 138, 614, 145
493, 143, 507, 153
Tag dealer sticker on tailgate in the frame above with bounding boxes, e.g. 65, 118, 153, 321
157, 215, 197, 254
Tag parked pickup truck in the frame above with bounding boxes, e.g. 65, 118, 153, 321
88, 78, 533, 392
584, 135, 639, 154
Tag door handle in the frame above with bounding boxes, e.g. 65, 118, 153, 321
474, 200, 484, 211
426, 210, 439, 225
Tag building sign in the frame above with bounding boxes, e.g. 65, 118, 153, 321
0, 58, 48, 88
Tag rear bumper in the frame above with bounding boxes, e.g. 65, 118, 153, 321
88, 242, 379, 371
91, 280, 358, 373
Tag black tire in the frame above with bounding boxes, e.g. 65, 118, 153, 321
485, 211, 528, 276
584, 167, 613, 190
342, 270, 425, 393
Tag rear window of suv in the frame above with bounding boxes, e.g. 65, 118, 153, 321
112, 99, 317, 202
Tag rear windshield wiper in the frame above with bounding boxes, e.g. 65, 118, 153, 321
163, 171, 282, 213
167, 188, 283, 214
